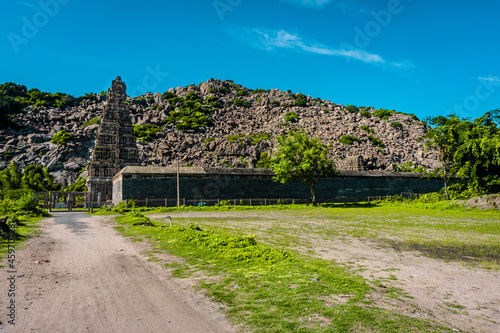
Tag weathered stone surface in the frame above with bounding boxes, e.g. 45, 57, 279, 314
2, 78, 441, 190
87, 77, 140, 201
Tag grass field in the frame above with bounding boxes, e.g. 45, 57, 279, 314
111, 203, 500, 332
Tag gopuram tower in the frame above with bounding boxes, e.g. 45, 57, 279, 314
87, 76, 139, 202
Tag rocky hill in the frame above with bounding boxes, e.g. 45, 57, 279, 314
0, 79, 439, 186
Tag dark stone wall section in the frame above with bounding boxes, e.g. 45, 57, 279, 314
112, 171, 444, 205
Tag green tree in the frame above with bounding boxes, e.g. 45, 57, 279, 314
0, 93, 24, 128
268, 130, 337, 203
423, 109, 500, 196
21, 165, 58, 192
0, 162, 23, 191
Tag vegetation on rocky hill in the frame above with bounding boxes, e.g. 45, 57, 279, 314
1, 78, 498, 198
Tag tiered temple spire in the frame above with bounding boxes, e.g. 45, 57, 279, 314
87, 76, 139, 202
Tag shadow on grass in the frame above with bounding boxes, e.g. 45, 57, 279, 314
384, 239, 500, 264
319, 202, 379, 209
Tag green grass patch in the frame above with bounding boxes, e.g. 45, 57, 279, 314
112, 212, 458, 332
0, 215, 44, 265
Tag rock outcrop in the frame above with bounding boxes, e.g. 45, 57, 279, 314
0, 79, 439, 185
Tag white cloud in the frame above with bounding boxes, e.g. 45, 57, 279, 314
478, 76, 500, 82
281, 0, 367, 14
226, 26, 399, 65
17, 1, 42, 10
281, 0, 334, 8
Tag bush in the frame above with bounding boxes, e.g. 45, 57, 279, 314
391, 121, 403, 130
51, 130, 73, 145
204, 137, 215, 143
0, 93, 24, 129
82, 93, 98, 102
339, 135, 362, 145
393, 162, 426, 173
284, 111, 300, 123
253, 89, 266, 94
227, 134, 246, 144
162, 91, 176, 100
255, 151, 271, 168
268, 99, 280, 107
232, 99, 251, 108
80, 116, 101, 127
219, 86, 231, 95
360, 111, 371, 118
248, 133, 271, 144
373, 109, 395, 120
294, 93, 307, 107
346, 105, 359, 113
237, 90, 248, 96
133, 124, 162, 142
164, 101, 213, 132
185, 92, 202, 102
367, 135, 384, 148
168, 96, 184, 107
359, 125, 375, 134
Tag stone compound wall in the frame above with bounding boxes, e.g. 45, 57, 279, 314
112, 166, 444, 205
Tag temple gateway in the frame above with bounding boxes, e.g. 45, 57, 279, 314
87, 77, 139, 202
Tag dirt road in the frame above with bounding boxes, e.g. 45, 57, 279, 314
0, 213, 235, 333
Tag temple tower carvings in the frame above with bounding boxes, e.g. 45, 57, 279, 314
87, 76, 139, 201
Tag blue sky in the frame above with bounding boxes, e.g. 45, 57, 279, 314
1, 0, 499, 120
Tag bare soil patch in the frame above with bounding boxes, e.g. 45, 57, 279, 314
149, 210, 500, 333
0, 213, 235, 333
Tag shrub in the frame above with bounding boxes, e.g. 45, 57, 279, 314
164, 101, 212, 132
80, 116, 101, 127
268, 99, 280, 107
227, 134, 246, 144
284, 111, 300, 123
294, 93, 307, 107
359, 125, 375, 134
204, 137, 215, 143
51, 130, 73, 145
346, 105, 359, 113
205, 96, 218, 103
237, 90, 248, 96
323, 108, 329, 113
255, 151, 271, 168
82, 93, 98, 102
185, 92, 202, 102
253, 89, 266, 94
168, 96, 184, 107
248, 133, 271, 145
232, 99, 251, 108
339, 135, 362, 145
133, 124, 162, 142
393, 162, 427, 173
367, 135, 384, 148
219, 86, 231, 95
373, 109, 395, 120
391, 121, 403, 130
162, 91, 176, 100
360, 111, 371, 118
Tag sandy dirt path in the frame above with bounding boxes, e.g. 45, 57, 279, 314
0, 213, 235, 333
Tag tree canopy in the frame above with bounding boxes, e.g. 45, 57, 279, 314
268, 130, 337, 203
424, 109, 500, 194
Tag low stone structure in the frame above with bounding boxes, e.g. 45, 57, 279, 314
112, 166, 444, 205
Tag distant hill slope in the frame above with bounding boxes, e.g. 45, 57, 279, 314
0, 79, 439, 186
